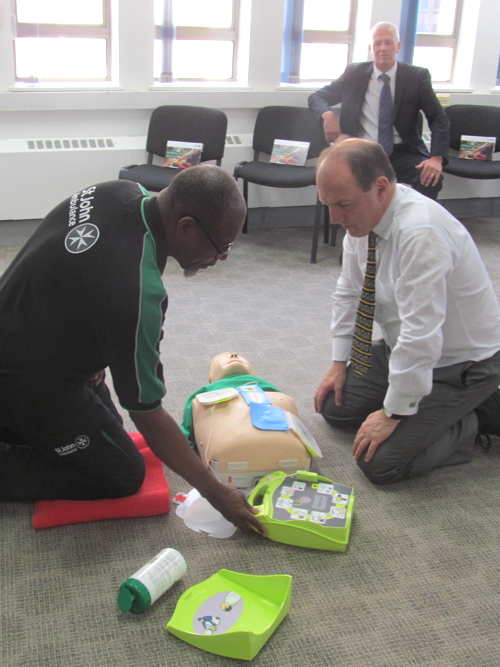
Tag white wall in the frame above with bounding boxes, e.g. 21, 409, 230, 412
0, 0, 499, 220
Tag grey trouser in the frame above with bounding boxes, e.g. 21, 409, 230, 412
321, 339, 500, 484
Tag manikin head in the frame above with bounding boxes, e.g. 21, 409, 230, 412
369, 22, 401, 73
316, 138, 396, 238
208, 352, 255, 383
157, 165, 246, 277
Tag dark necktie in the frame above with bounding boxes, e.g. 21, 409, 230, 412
350, 231, 377, 375
378, 73, 393, 156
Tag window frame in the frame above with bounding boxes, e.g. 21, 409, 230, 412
154, 0, 240, 82
414, 0, 463, 83
300, 0, 357, 82
12, 0, 112, 83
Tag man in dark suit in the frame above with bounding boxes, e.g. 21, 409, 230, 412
308, 22, 450, 200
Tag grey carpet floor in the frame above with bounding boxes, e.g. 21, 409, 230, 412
1, 221, 499, 667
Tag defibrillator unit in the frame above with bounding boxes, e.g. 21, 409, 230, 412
247, 470, 355, 551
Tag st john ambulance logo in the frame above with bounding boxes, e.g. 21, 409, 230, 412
64, 224, 100, 253
75, 435, 90, 449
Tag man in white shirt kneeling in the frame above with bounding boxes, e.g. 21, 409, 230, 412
314, 138, 500, 484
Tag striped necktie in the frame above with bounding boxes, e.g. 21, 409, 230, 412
378, 73, 394, 156
350, 231, 377, 375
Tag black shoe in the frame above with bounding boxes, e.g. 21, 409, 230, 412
474, 388, 500, 451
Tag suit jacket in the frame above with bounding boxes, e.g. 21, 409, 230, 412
308, 61, 449, 162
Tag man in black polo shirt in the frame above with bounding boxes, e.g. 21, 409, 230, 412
0, 165, 265, 535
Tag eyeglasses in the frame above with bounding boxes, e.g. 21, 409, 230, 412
193, 216, 233, 257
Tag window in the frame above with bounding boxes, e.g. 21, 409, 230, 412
413, 0, 462, 83
12, 0, 111, 83
153, 0, 239, 81
300, 0, 356, 81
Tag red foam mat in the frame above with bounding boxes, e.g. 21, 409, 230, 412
32, 433, 170, 529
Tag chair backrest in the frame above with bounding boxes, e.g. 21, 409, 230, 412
146, 105, 228, 162
252, 106, 328, 159
446, 104, 500, 153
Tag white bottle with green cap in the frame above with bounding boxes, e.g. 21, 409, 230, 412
117, 548, 187, 614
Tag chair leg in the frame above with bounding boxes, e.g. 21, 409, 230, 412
330, 224, 338, 247
323, 204, 330, 244
310, 196, 323, 263
242, 180, 249, 234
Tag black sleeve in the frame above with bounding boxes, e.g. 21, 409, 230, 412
417, 67, 450, 163
308, 72, 346, 122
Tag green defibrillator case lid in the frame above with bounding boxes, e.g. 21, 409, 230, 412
166, 569, 292, 661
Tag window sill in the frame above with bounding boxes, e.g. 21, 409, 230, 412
432, 84, 473, 93
9, 82, 124, 93
279, 81, 333, 90
0, 87, 312, 112
150, 81, 250, 91
280, 81, 476, 94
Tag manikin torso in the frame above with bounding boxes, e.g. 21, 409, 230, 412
192, 391, 310, 482
190, 353, 312, 485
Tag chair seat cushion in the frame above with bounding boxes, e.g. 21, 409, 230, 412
119, 164, 180, 192
443, 156, 500, 179
234, 161, 317, 188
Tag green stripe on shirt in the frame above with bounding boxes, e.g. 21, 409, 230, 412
135, 197, 167, 405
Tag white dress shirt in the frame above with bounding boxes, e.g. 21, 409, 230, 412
359, 63, 402, 146
331, 185, 500, 416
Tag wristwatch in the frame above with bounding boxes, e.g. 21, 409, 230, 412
383, 406, 408, 420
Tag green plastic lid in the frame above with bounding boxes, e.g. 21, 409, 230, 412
117, 579, 152, 614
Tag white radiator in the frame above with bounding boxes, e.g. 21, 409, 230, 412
0, 135, 146, 220
0, 132, 318, 221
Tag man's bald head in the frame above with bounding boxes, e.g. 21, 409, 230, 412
157, 164, 246, 234
370, 21, 399, 42
317, 138, 396, 192
316, 139, 396, 238
369, 22, 401, 72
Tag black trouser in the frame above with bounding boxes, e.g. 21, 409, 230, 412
390, 144, 443, 201
0, 373, 145, 501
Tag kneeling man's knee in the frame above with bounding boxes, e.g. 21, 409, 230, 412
105, 453, 146, 498
356, 452, 408, 485
113, 468, 145, 497
321, 392, 364, 428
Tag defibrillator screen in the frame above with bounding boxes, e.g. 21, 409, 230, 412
312, 494, 329, 511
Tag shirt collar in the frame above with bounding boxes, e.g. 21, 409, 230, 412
373, 61, 398, 81
373, 184, 402, 240
143, 195, 169, 262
